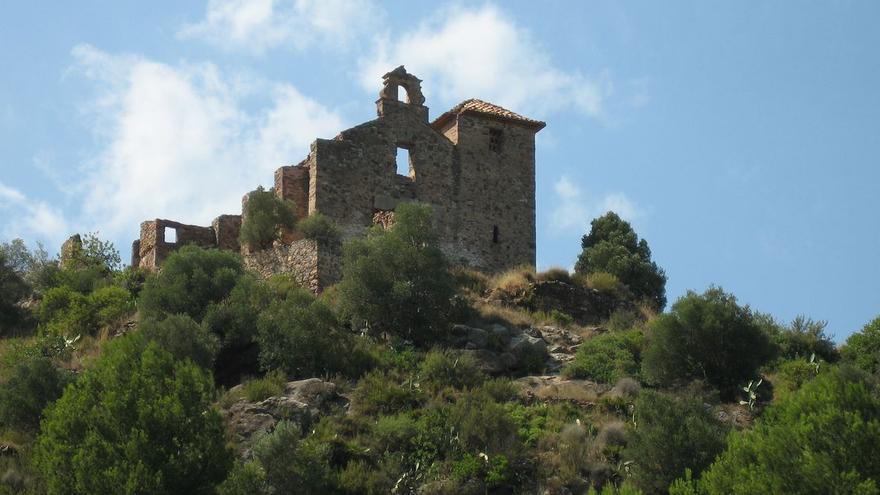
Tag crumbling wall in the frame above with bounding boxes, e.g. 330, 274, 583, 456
274, 164, 310, 220
212, 215, 242, 252
242, 239, 340, 292
137, 219, 216, 270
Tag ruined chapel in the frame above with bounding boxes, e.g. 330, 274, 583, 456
131, 67, 545, 291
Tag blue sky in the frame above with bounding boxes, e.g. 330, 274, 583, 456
1, 1, 878, 340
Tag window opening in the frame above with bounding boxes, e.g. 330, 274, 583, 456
164, 227, 177, 243
396, 147, 413, 179
492, 225, 500, 244
489, 128, 504, 153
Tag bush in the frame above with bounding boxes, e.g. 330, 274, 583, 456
38, 286, 94, 337
297, 213, 341, 246
256, 291, 353, 378
419, 348, 484, 394
563, 330, 643, 383
536, 267, 572, 284
574, 212, 667, 310
34, 333, 231, 494
88, 285, 134, 327
842, 315, 880, 375
351, 369, 424, 416
252, 421, 334, 495
139, 245, 244, 322
582, 271, 624, 294
0, 356, 73, 432
684, 367, 880, 494
337, 203, 456, 346
239, 186, 296, 250
773, 358, 819, 397
451, 389, 520, 455
242, 369, 288, 402
490, 265, 535, 297
768, 314, 838, 363
624, 390, 727, 494
641, 287, 775, 399
140, 314, 220, 370
0, 249, 30, 335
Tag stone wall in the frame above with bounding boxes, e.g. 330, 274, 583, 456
213, 215, 242, 252
274, 164, 310, 220
242, 239, 341, 292
138, 219, 216, 270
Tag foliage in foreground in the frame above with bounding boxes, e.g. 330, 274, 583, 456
563, 329, 643, 383
672, 366, 880, 495
625, 390, 727, 494
34, 333, 231, 495
239, 186, 296, 250
842, 315, 880, 375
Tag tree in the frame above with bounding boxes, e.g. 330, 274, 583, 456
625, 390, 727, 494
0, 356, 73, 432
140, 314, 220, 370
678, 367, 880, 494
138, 245, 244, 321
337, 203, 456, 346
842, 316, 880, 375
0, 249, 30, 335
641, 287, 775, 399
34, 333, 231, 494
256, 290, 353, 378
239, 187, 296, 250
575, 212, 667, 310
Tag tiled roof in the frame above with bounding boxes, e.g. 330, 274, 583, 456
432, 98, 546, 130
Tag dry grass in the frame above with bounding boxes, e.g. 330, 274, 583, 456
450, 266, 491, 295
488, 264, 536, 297
535, 266, 573, 284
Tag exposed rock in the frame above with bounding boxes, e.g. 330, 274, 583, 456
224, 378, 347, 457
489, 280, 637, 326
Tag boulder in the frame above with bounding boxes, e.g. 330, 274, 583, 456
224, 378, 347, 457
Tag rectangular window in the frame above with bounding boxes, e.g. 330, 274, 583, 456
164, 227, 177, 243
492, 225, 500, 243
489, 128, 503, 153
396, 147, 414, 179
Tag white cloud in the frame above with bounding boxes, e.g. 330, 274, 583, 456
0, 180, 68, 243
70, 43, 344, 240
358, 5, 613, 120
550, 175, 643, 233
180, 0, 380, 54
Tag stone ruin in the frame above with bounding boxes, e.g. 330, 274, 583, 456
131, 66, 545, 292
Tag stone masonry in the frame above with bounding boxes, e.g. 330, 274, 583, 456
132, 66, 545, 291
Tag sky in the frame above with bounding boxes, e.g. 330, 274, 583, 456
1, 1, 879, 341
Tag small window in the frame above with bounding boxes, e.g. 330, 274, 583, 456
489, 128, 503, 153
396, 147, 414, 179
164, 227, 177, 243
492, 225, 500, 244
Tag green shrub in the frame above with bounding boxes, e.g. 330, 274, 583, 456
88, 285, 134, 326
842, 315, 880, 375
0, 356, 73, 432
217, 462, 265, 495
34, 333, 231, 494
773, 358, 819, 397
451, 389, 520, 455
607, 308, 643, 332
139, 245, 244, 322
140, 313, 219, 370
686, 367, 880, 494
370, 412, 419, 455
297, 213, 341, 246
584, 271, 624, 294
38, 286, 94, 337
624, 390, 727, 494
419, 348, 484, 394
242, 369, 288, 402
641, 287, 775, 399
766, 314, 838, 363
239, 187, 296, 250
0, 249, 30, 335
337, 203, 456, 346
563, 330, 643, 383
251, 421, 335, 495
350, 369, 423, 416
574, 212, 667, 310
256, 291, 354, 378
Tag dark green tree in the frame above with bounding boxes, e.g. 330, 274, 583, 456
239, 187, 296, 250
0, 249, 30, 335
337, 203, 456, 346
625, 390, 727, 494
575, 212, 667, 310
138, 245, 244, 321
34, 333, 231, 495
842, 316, 880, 375
140, 313, 220, 370
0, 356, 73, 432
642, 287, 775, 398
675, 367, 880, 494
